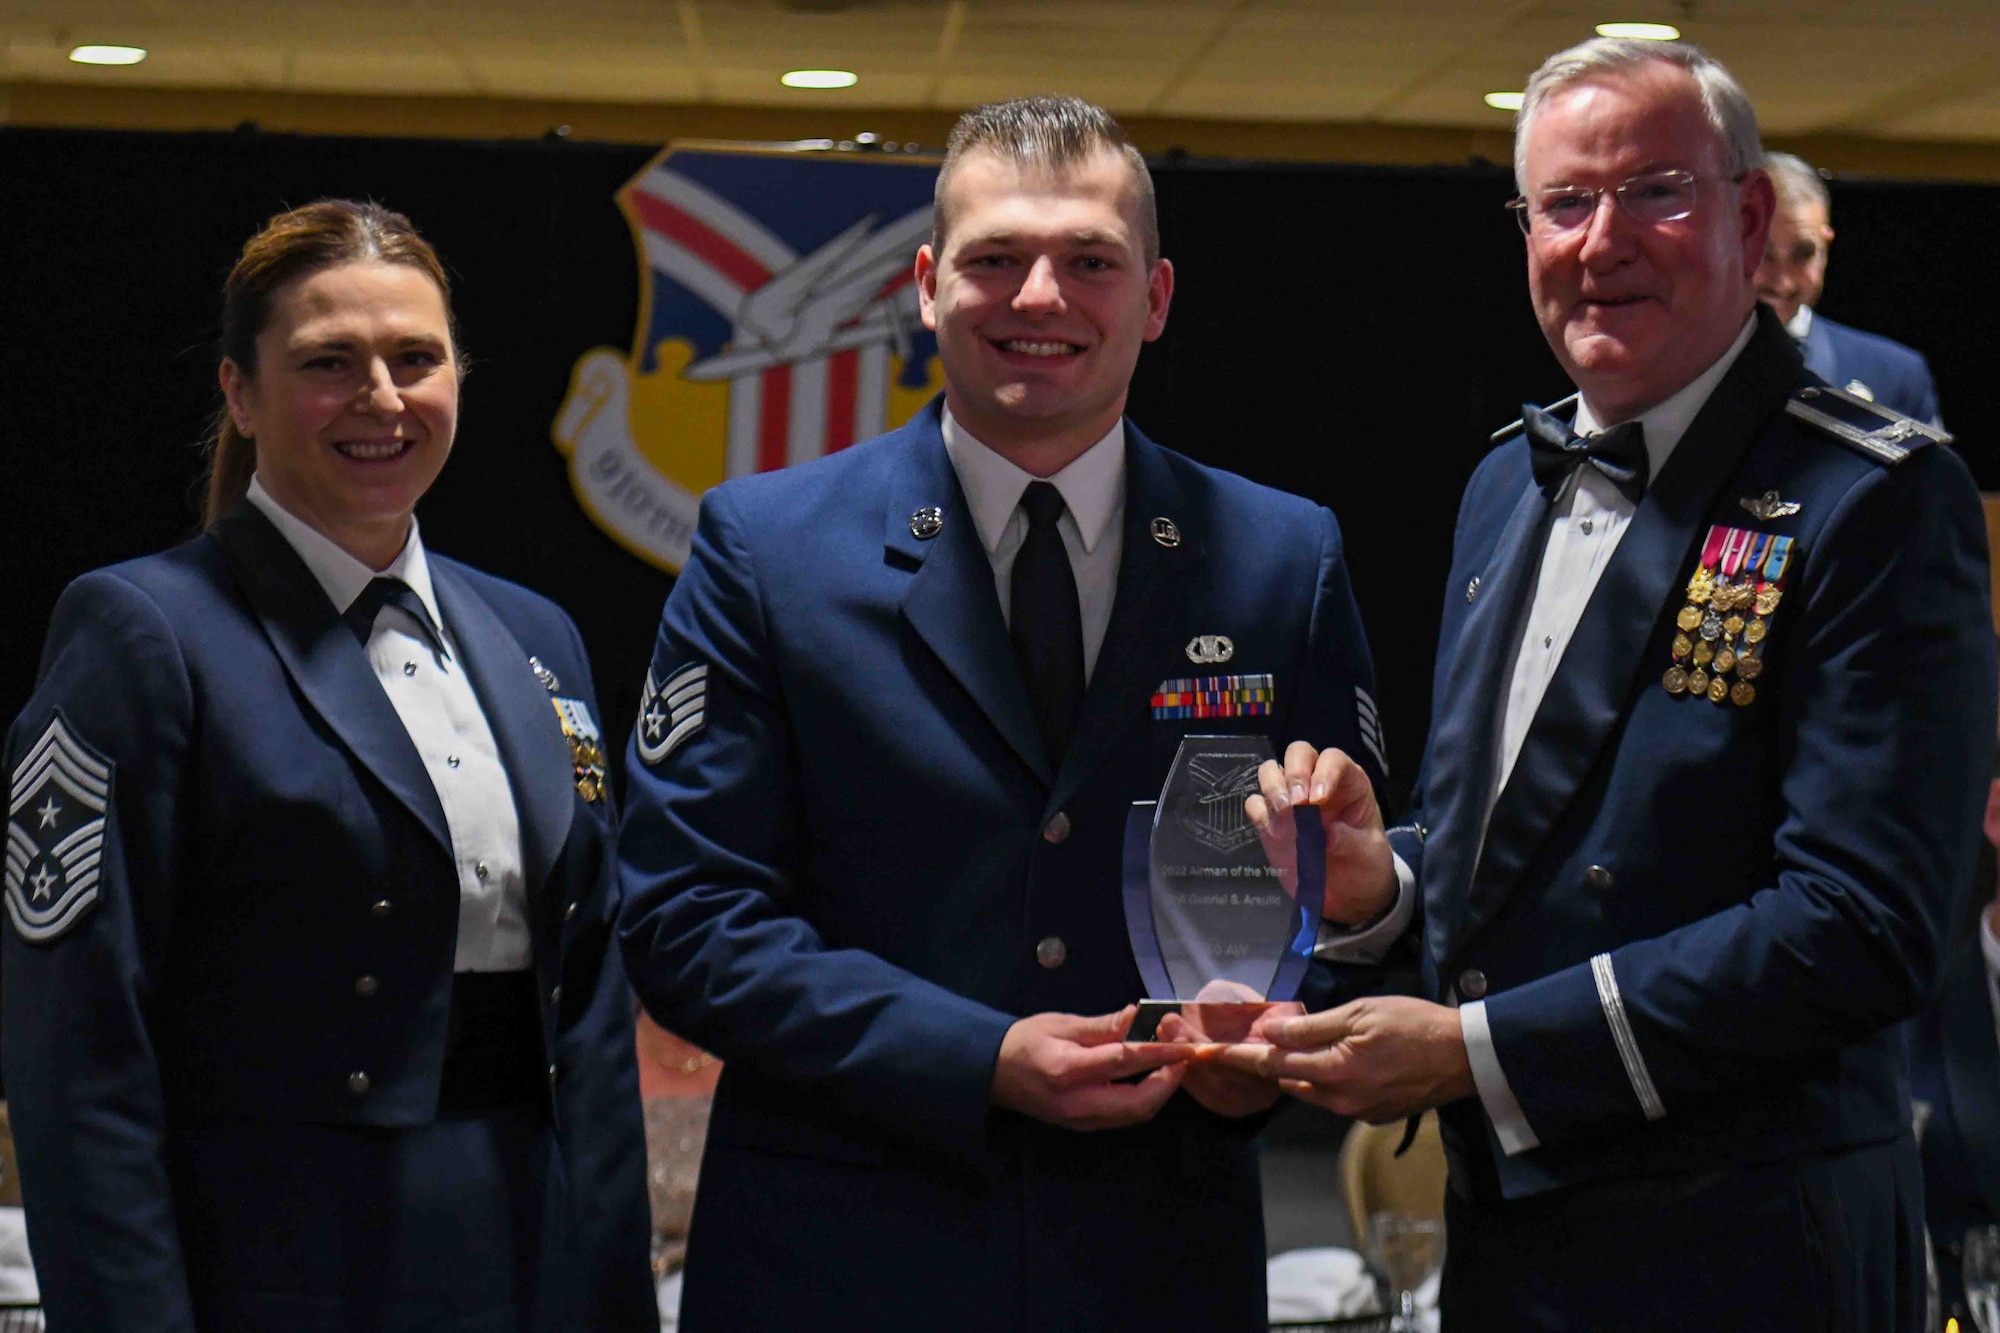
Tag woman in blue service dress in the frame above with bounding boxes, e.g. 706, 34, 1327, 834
1, 200, 655, 1333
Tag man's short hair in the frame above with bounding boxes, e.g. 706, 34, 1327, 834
932, 95, 1160, 265
1764, 150, 1832, 219
1514, 38, 1765, 191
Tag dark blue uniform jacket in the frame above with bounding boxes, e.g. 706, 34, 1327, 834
1, 503, 654, 1331
1802, 310, 1941, 426
617, 402, 1384, 1332
1387, 308, 1995, 1202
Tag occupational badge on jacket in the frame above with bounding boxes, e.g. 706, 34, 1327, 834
1662, 526, 1797, 707
636, 660, 708, 766
6, 710, 112, 943
551, 697, 607, 802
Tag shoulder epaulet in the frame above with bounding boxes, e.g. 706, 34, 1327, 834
1490, 392, 1579, 444
1784, 383, 1950, 465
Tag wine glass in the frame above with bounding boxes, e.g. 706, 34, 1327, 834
1367, 1211, 1444, 1333
1966, 1225, 2000, 1333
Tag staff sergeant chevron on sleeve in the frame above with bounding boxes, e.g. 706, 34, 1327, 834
6, 711, 113, 943
636, 662, 709, 766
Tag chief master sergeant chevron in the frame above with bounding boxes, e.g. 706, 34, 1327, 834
615, 96, 1387, 1331
1215, 38, 1997, 1330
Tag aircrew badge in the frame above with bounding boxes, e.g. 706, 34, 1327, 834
551, 697, 607, 802
1663, 526, 1796, 707
1152, 674, 1274, 721
6, 711, 112, 943
551, 143, 946, 572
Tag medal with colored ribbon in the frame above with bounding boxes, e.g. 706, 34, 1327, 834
1667, 526, 1732, 696
1665, 525, 1796, 706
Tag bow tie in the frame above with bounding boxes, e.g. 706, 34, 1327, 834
1523, 403, 1649, 505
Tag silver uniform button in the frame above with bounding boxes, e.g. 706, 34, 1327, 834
564, 901, 578, 921
371, 899, 392, 917
1035, 936, 1067, 969
447, 755, 461, 769
550, 986, 562, 1007
1457, 968, 1488, 1000
1042, 812, 1071, 844
547, 1063, 559, 1082
403, 662, 417, 676
354, 975, 378, 998
1466, 576, 1481, 603
347, 1071, 370, 1096
475, 861, 489, 881
1584, 864, 1614, 892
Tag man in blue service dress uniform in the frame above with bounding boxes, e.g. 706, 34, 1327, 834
1757, 151, 1943, 427
1218, 39, 1995, 1331
617, 98, 1386, 1332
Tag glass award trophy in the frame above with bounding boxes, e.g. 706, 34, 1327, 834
1123, 735, 1326, 1042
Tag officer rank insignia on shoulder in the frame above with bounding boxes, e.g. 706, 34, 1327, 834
1663, 526, 1797, 707
1785, 384, 1950, 464
1152, 674, 1274, 721
551, 697, 607, 803
6, 711, 112, 943
636, 661, 708, 766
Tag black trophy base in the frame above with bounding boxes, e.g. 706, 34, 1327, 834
1126, 999, 1279, 1043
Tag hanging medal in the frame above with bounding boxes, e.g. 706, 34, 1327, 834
1666, 526, 1730, 696
1665, 524, 1799, 707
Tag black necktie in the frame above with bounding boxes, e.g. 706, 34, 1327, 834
1010, 481, 1085, 763
1523, 403, 1649, 504
344, 577, 448, 658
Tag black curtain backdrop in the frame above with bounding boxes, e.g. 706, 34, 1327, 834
6, 126, 1996, 809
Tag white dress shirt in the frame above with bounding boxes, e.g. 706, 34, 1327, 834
941, 406, 1125, 682
245, 476, 531, 972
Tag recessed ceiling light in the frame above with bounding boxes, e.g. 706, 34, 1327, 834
781, 69, 858, 90
69, 44, 148, 66
1484, 92, 1525, 111
1595, 22, 1681, 40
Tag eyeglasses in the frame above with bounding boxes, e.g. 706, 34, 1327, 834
1507, 169, 1748, 236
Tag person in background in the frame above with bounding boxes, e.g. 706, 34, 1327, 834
1218, 38, 1993, 1330
1910, 752, 2000, 1327
2, 199, 654, 1331
615, 96, 1388, 1332
1758, 149, 1943, 424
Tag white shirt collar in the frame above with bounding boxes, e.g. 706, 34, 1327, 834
244, 474, 444, 631
1785, 305, 1814, 340
940, 407, 1126, 556
1573, 313, 1759, 481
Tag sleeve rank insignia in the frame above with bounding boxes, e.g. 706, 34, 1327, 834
1785, 384, 1950, 464
1663, 526, 1796, 708
636, 662, 708, 766
7, 710, 112, 943
551, 697, 607, 802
